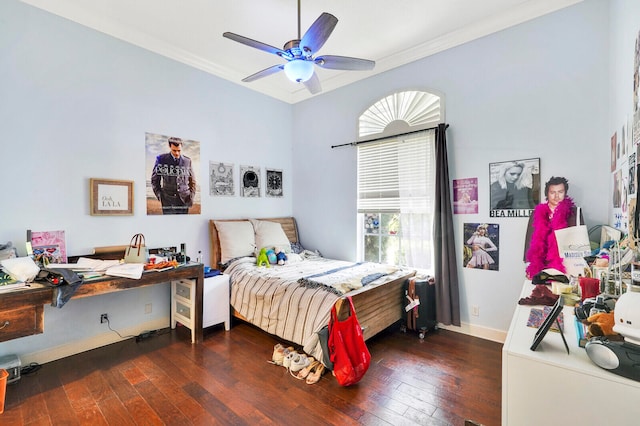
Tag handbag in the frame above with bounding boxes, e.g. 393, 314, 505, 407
555, 207, 591, 259
124, 233, 149, 264
328, 296, 371, 386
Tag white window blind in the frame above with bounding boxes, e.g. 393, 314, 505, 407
357, 130, 435, 213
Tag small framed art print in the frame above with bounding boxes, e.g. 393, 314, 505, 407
90, 178, 134, 216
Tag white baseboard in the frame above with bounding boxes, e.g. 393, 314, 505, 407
18, 317, 503, 366
438, 321, 507, 344
20, 317, 171, 366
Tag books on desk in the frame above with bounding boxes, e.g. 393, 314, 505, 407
46, 258, 144, 279
0, 263, 31, 292
47, 257, 121, 272
0, 273, 27, 292
105, 263, 144, 279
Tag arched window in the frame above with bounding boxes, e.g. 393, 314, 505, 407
356, 90, 443, 270
358, 90, 443, 140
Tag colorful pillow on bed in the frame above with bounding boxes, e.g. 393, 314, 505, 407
250, 219, 291, 251
214, 220, 256, 264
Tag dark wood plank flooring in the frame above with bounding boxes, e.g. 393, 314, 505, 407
1, 322, 502, 425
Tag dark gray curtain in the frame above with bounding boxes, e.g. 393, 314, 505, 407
434, 123, 460, 326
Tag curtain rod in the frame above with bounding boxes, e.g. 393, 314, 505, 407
331, 123, 449, 149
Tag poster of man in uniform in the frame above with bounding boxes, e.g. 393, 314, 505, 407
146, 132, 201, 215
463, 223, 500, 271
489, 158, 540, 218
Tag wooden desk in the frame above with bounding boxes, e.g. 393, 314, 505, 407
0, 283, 50, 342
0, 263, 204, 344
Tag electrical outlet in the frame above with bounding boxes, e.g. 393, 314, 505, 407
100, 313, 108, 323
471, 305, 480, 317
145, 303, 152, 314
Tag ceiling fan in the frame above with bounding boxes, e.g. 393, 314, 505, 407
222, 0, 375, 94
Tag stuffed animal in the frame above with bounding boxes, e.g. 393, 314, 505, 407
266, 249, 277, 264
276, 250, 288, 265
585, 311, 617, 337
256, 248, 270, 268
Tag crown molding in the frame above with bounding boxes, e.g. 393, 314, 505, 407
21, 0, 583, 104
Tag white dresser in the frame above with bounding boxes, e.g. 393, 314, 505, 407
171, 274, 230, 343
502, 281, 640, 425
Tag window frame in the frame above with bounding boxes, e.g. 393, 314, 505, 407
356, 90, 443, 270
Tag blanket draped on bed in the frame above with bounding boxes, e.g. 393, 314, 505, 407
298, 262, 398, 295
225, 256, 408, 363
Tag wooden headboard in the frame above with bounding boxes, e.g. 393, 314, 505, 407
209, 217, 299, 269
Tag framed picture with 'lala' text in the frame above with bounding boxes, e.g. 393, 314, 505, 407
90, 178, 134, 216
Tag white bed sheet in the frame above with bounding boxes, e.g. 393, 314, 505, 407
226, 255, 412, 362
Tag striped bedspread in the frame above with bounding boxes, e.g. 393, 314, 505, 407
226, 255, 410, 361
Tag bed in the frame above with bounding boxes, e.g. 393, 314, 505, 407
208, 217, 415, 363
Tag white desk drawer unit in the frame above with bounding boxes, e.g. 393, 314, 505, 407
171, 274, 230, 343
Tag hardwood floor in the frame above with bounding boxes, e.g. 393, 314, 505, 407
1, 322, 502, 425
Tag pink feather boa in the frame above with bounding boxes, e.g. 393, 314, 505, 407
525, 197, 575, 278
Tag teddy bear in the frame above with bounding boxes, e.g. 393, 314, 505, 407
585, 311, 617, 337
256, 247, 270, 268
276, 250, 288, 265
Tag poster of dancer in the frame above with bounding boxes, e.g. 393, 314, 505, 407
463, 223, 500, 271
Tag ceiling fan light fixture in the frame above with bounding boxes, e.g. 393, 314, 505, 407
284, 59, 314, 82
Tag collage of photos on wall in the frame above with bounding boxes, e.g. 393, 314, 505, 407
455, 158, 541, 273
208, 163, 283, 198
145, 132, 285, 216
209, 164, 283, 198
610, 29, 640, 243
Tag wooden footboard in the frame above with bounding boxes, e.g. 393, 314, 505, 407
339, 272, 415, 341
232, 271, 415, 342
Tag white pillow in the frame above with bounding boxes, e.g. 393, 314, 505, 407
250, 219, 291, 251
214, 221, 256, 264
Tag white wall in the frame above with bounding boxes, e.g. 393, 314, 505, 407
0, 0, 293, 363
292, 0, 611, 340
